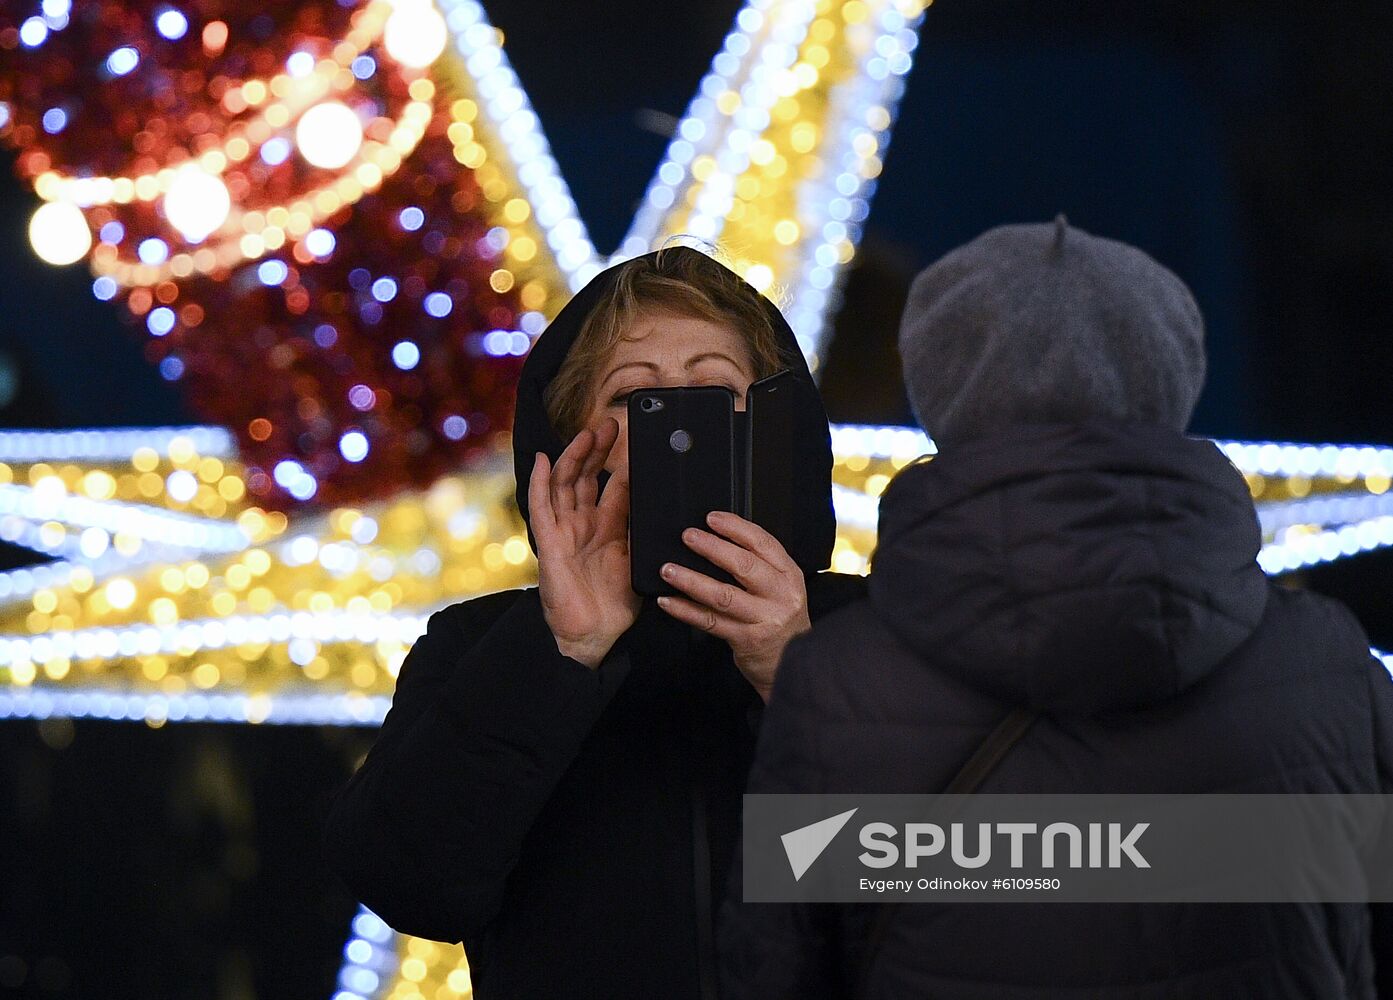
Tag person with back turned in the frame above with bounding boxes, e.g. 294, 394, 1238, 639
719, 217, 1393, 999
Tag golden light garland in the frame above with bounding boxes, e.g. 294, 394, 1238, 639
0, 430, 1387, 705
431, 63, 573, 319
28, 0, 394, 207
88, 88, 435, 287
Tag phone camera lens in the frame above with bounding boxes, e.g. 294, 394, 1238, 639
640, 396, 663, 412
669, 429, 692, 453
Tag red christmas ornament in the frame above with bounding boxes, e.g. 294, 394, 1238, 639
0, 0, 532, 508
151, 121, 527, 508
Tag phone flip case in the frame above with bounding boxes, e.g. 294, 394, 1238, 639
627, 370, 797, 598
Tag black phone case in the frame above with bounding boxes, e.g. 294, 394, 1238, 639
628, 386, 738, 597
740, 369, 796, 558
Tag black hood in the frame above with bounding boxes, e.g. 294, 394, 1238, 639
511, 246, 837, 573
868, 419, 1269, 715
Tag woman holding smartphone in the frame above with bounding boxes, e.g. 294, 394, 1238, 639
321, 245, 864, 1000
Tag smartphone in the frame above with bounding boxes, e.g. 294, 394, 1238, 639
740, 369, 796, 559
627, 385, 738, 597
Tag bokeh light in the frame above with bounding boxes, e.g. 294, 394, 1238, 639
155, 8, 189, 40
162, 167, 231, 243
28, 201, 90, 265
295, 101, 364, 170
383, 0, 448, 69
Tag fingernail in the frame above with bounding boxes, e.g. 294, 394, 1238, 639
707, 510, 727, 524
682, 528, 698, 543
661, 563, 676, 579
656, 595, 669, 607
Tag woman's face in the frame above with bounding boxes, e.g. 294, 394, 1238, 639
581, 310, 758, 475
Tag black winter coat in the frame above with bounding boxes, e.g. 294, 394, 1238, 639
321, 247, 867, 999
719, 419, 1393, 1000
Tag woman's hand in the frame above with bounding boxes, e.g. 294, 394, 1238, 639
655, 510, 811, 701
528, 418, 641, 668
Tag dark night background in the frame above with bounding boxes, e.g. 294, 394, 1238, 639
2, 2, 1391, 997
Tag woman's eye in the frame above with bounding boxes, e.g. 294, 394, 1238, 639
609, 391, 635, 406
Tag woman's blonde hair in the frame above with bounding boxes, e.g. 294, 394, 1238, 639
543, 246, 788, 440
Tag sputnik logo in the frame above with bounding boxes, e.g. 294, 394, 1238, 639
782, 808, 859, 881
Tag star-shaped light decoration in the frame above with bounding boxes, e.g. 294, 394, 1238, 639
1, 0, 1390, 996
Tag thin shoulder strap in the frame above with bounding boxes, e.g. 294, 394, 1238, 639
854, 706, 1039, 998
942, 706, 1039, 794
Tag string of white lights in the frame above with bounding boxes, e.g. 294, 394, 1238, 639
830, 423, 935, 460
1375, 649, 1393, 678
1257, 515, 1393, 576
618, 0, 817, 258
334, 906, 402, 1000
0, 522, 158, 578
1216, 440, 1393, 479
781, 0, 924, 367
0, 608, 430, 667
831, 425, 1393, 482
0, 684, 390, 726
0, 425, 236, 462
686, 0, 817, 246
832, 483, 880, 533
273, 533, 457, 582
439, 0, 601, 289
0, 560, 82, 600
1256, 491, 1393, 538
0, 482, 249, 553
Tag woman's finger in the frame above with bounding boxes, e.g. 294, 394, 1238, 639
703, 511, 800, 573
592, 417, 620, 463
680, 525, 782, 594
551, 427, 592, 515
574, 418, 617, 511
659, 561, 762, 623
528, 452, 558, 545
656, 593, 736, 639
595, 466, 630, 542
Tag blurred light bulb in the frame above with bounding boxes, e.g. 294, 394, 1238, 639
295, 101, 363, 169
105, 46, 140, 76
19, 17, 48, 47
28, 201, 90, 265
339, 430, 369, 463
166, 469, 198, 502
383, 0, 448, 69
744, 263, 774, 293
106, 578, 136, 610
155, 8, 188, 40
163, 166, 230, 242
285, 50, 315, 77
